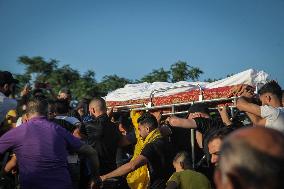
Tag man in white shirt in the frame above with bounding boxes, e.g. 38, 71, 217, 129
0, 71, 18, 124
236, 80, 284, 133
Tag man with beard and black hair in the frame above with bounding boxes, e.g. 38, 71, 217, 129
0, 71, 18, 133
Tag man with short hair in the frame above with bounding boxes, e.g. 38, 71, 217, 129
236, 80, 284, 133
166, 151, 211, 189
0, 97, 100, 189
203, 127, 234, 166
214, 127, 284, 189
79, 97, 123, 175
100, 112, 174, 189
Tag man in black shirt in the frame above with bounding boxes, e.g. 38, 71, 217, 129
79, 97, 122, 175
100, 113, 174, 189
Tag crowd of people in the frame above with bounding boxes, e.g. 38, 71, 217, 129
0, 70, 284, 189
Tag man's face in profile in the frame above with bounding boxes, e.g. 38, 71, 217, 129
208, 138, 222, 166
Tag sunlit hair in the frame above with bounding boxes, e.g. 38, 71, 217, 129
173, 151, 192, 169
89, 97, 107, 112
26, 97, 48, 116
219, 138, 284, 189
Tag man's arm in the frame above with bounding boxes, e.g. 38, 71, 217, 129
168, 116, 197, 129
236, 97, 267, 126
218, 106, 232, 126
101, 155, 148, 181
245, 112, 266, 127
236, 97, 261, 116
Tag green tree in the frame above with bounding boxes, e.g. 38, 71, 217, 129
140, 68, 170, 83
18, 56, 58, 82
72, 70, 100, 99
99, 75, 132, 95
47, 65, 80, 91
170, 61, 203, 82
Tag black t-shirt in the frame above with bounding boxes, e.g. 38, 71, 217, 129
80, 113, 122, 174
141, 137, 175, 189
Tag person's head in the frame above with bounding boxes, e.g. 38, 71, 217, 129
53, 99, 70, 115
258, 80, 282, 107
187, 103, 210, 119
137, 112, 158, 139
58, 88, 72, 102
205, 127, 234, 166
0, 71, 18, 97
173, 151, 192, 172
26, 97, 48, 119
32, 89, 45, 98
76, 99, 89, 117
214, 127, 284, 189
118, 115, 131, 135
88, 97, 107, 117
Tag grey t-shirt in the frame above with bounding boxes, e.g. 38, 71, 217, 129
260, 105, 284, 133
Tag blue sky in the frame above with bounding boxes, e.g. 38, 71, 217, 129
1, 0, 284, 86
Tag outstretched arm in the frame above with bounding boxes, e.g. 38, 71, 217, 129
168, 116, 197, 129
101, 155, 148, 181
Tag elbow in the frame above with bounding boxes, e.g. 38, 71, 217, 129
126, 162, 137, 172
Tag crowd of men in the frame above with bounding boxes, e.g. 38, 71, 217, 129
0, 70, 284, 189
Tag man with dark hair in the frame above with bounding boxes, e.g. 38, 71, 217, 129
100, 112, 174, 189
53, 99, 81, 127
203, 127, 234, 166
0, 71, 18, 124
236, 80, 284, 133
0, 97, 100, 189
214, 127, 284, 189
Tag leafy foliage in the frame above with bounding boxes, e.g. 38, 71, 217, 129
170, 61, 203, 82
99, 75, 132, 95
140, 68, 170, 83
14, 56, 204, 100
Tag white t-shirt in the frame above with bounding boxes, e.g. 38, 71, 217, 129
261, 105, 284, 133
0, 92, 17, 124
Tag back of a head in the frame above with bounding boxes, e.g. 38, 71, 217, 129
188, 103, 210, 116
54, 99, 70, 115
89, 97, 107, 112
26, 97, 48, 116
137, 112, 158, 129
258, 80, 282, 101
218, 127, 284, 189
173, 151, 192, 169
